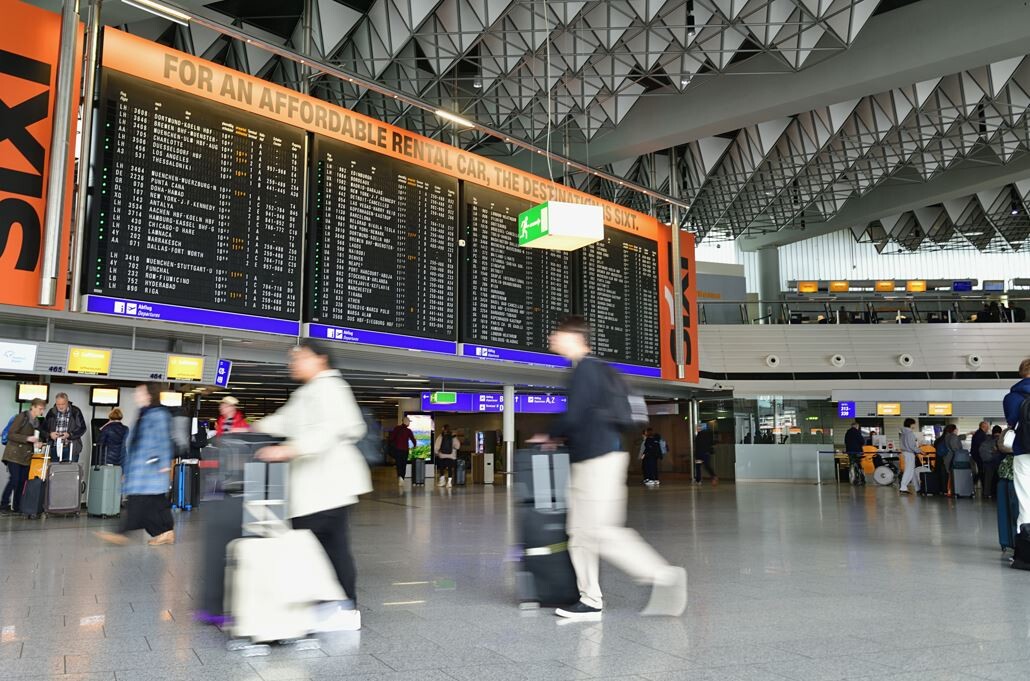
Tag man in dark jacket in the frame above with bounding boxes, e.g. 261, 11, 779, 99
844, 421, 866, 486
44, 393, 87, 463
1003, 359, 1030, 527
539, 315, 686, 621
693, 424, 717, 485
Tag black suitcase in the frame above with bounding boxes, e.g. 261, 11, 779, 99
918, 471, 943, 496
455, 458, 467, 486
20, 478, 46, 518
172, 461, 200, 510
513, 449, 578, 607
412, 458, 426, 486
1012, 524, 1030, 571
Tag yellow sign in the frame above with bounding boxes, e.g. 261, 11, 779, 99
927, 402, 953, 416
166, 355, 205, 382
67, 347, 112, 376
797, 281, 819, 293
906, 280, 927, 292
876, 402, 903, 416
829, 281, 850, 292
875, 280, 895, 292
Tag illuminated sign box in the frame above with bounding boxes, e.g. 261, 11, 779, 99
166, 355, 204, 382
67, 347, 112, 376
876, 402, 903, 416
429, 391, 458, 405
927, 402, 953, 416
837, 401, 856, 418
90, 387, 120, 406
875, 281, 895, 292
797, 281, 819, 293
906, 280, 927, 292
517, 202, 604, 251
829, 281, 849, 292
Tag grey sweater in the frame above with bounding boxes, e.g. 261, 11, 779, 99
899, 428, 919, 454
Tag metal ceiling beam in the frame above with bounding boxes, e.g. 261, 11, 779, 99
739, 151, 1030, 251
572, 0, 1030, 164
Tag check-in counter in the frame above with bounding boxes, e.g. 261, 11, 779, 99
734, 444, 836, 482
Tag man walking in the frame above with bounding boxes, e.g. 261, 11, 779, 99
693, 424, 718, 485
639, 428, 665, 487
389, 417, 417, 485
540, 315, 687, 621
845, 421, 866, 486
971, 420, 990, 487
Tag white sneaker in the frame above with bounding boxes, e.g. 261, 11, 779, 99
641, 566, 687, 617
446, 479, 452, 488
318, 605, 361, 632
398, 477, 405, 486
437, 477, 446, 487
653, 480, 661, 487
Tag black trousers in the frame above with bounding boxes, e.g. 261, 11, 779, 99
642, 454, 660, 481
847, 453, 866, 484
694, 452, 716, 482
2, 462, 29, 512
393, 449, 408, 478
119, 494, 174, 536
292, 505, 357, 603
981, 462, 1000, 500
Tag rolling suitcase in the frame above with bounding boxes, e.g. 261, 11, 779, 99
87, 445, 122, 517
951, 463, 974, 498
918, 471, 943, 496
412, 458, 426, 486
455, 458, 467, 486
998, 479, 1019, 550
172, 460, 200, 510
513, 449, 579, 608
1012, 524, 1030, 571
21, 446, 49, 517
45, 462, 83, 516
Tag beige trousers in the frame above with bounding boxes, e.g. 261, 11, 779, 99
567, 450, 669, 609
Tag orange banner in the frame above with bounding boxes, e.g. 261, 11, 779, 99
660, 229, 699, 383
100, 28, 658, 240
0, 0, 78, 308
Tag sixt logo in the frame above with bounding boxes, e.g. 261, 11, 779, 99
0, 49, 51, 272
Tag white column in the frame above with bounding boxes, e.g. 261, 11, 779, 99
756, 246, 781, 324
503, 384, 515, 472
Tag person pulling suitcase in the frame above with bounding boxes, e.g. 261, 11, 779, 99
533, 315, 687, 621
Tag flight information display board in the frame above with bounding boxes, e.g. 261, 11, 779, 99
579, 230, 661, 367
462, 184, 572, 354
308, 136, 458, 344
86, 70, 305, 324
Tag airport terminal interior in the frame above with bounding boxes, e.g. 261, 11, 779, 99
1, 0, 1030, 679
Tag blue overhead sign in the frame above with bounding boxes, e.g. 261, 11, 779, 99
214, 359, 233, 389
837, 401, 856, 419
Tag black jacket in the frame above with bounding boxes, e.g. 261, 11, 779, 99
844, 427, 865, 454
98, 421, 129, 466
44, 403, 87, 458
549, 356, 623, 463
694, 429, 714, 455
970, 429, 988, 462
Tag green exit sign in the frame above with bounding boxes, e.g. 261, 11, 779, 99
517, 201, 604, 251
430, 391, 458, 404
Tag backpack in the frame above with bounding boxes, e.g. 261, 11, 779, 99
979, 438, 999, 464
439, 433, 454, 454
0, 414, 17, 446
600, 363, 648, 431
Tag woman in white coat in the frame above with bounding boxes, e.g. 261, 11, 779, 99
255, 339, 372, 630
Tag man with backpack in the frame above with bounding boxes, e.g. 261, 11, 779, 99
434, 424, 460, 488
536, 315, 687, 621
1003, 358, 1030, 527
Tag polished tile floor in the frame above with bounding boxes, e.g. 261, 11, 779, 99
0, 475, 1027, 681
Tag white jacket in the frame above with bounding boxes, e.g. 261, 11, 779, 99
256, 370, 372, 518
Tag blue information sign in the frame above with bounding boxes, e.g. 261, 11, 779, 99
214, 359, 233, 389
420, 392, 568, 414
460, 343, 661, 378
86, 296, 300, 335
307, 324, 457, 355
837, 401, 856, 419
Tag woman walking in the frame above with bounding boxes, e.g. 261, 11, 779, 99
96, 383, 175, 546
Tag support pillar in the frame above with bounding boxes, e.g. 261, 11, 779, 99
502, 384, 515, 477
756, 246, 780, 324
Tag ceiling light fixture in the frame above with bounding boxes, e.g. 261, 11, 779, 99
120, 0, 190, 25
472, 76, 483, 89
434, 109, 474, 127
383, 378, 429, 383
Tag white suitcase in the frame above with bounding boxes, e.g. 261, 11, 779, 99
225, 503, 344, 643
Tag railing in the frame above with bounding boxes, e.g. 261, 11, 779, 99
698, 295, 1030, 325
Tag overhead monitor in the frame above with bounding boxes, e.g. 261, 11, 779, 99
983, 280, 1005, 292
17, 383, 49, 403
875, 280, 895, 292
905, 280, 927, 292
927, 402, 953, 416
951, 281, 973, 292
67, 347, 112, 376
90, 387, 120, 406
159, 391, 183, 408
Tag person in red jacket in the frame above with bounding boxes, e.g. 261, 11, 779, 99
215, 396, 249, 435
